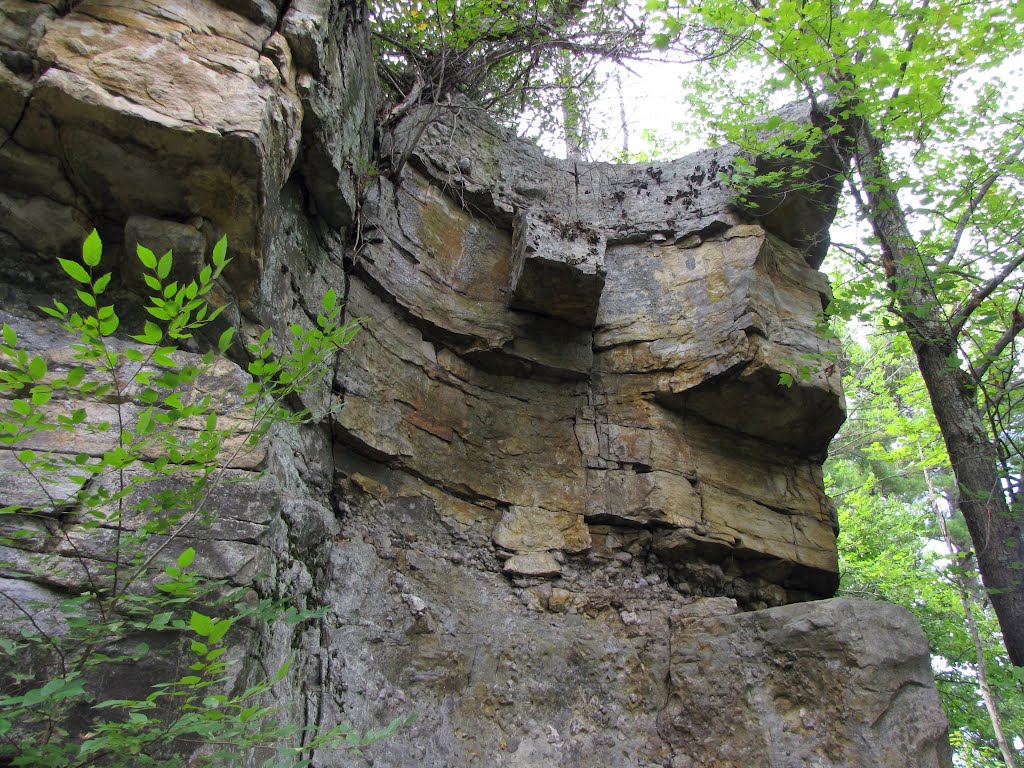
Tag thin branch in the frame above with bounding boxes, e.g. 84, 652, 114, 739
942, 138, 1024, 265
942, 174, 1002, 265
949, 251, 1024, 338
973, 314, 1024, 382
0, 589, 68, 672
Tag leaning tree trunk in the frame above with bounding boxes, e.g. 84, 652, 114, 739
853, 120, 1024, 666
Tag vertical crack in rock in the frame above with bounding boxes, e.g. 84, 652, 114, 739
0, 90, 30, 156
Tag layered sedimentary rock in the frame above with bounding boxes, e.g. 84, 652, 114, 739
350, 100, 846, 606
0, 1, 951, 766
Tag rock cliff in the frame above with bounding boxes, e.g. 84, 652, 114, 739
0, 1, 952, 765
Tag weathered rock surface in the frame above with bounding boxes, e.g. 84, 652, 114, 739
0, 1, 950, 766
356, 101, 845, 604
662, 599, 953, 767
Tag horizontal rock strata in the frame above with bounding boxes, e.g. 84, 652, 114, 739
354, 99, 846, 606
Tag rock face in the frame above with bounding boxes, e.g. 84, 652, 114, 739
663, 599, 952, 768
0, 1, 951, 766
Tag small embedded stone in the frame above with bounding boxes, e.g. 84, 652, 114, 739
619, 610, 644, 626
503, 552, 562, 577
547, 588, 575, 613
402, 594, 428, 614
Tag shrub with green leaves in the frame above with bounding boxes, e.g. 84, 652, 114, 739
0, 230, 408, 766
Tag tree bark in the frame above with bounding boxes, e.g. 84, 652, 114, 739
854, 120, 1024, 666
922, 450, 1018, 766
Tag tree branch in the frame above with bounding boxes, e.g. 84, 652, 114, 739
942, 138, 1024, 265
949, 251, 1024, 338
942, 174, 999, 265
973, 312, 1024, 381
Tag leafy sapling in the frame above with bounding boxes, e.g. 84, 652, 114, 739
0, 230, 404, 767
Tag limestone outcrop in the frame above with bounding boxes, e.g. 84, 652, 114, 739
0, 1, 951, 766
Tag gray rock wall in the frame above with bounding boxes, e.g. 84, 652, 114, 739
0, 1, 951, 766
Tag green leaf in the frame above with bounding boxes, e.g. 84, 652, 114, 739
190, 611, 215, 638
27, 356, 46, 381
178, 547, 196, 569
341, 324, 361, 344
273, 659, 291, 682
137, 244, 157, 270
99, 316, 119, 336
130, 321, 163, 345
217, 326, 235, 353
323, 288, 338, 312
147, 304, 170, 321
92, 272, 112, 295
2, 324, 16, 347
153, 347, 177, 367
208, 617, 232, 645
82, 229, 102, 266
157, 250, 173, 280
212, 235, 227, 266
58, 258, 91, 284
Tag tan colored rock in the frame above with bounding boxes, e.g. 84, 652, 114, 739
585, 468, 702, 528
6, 2, 302, 304
336, 279, 587, 514
547, 588, 579, 613
502, 552, 562, 577
492, 505, 590, 554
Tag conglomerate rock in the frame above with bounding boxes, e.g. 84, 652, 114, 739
0, 1, 951, 766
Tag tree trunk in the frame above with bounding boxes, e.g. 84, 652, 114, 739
558, 53, 586, 161
922, 451, 1018, 766
854, 120, 1024, 666
616, 70, 629, 159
